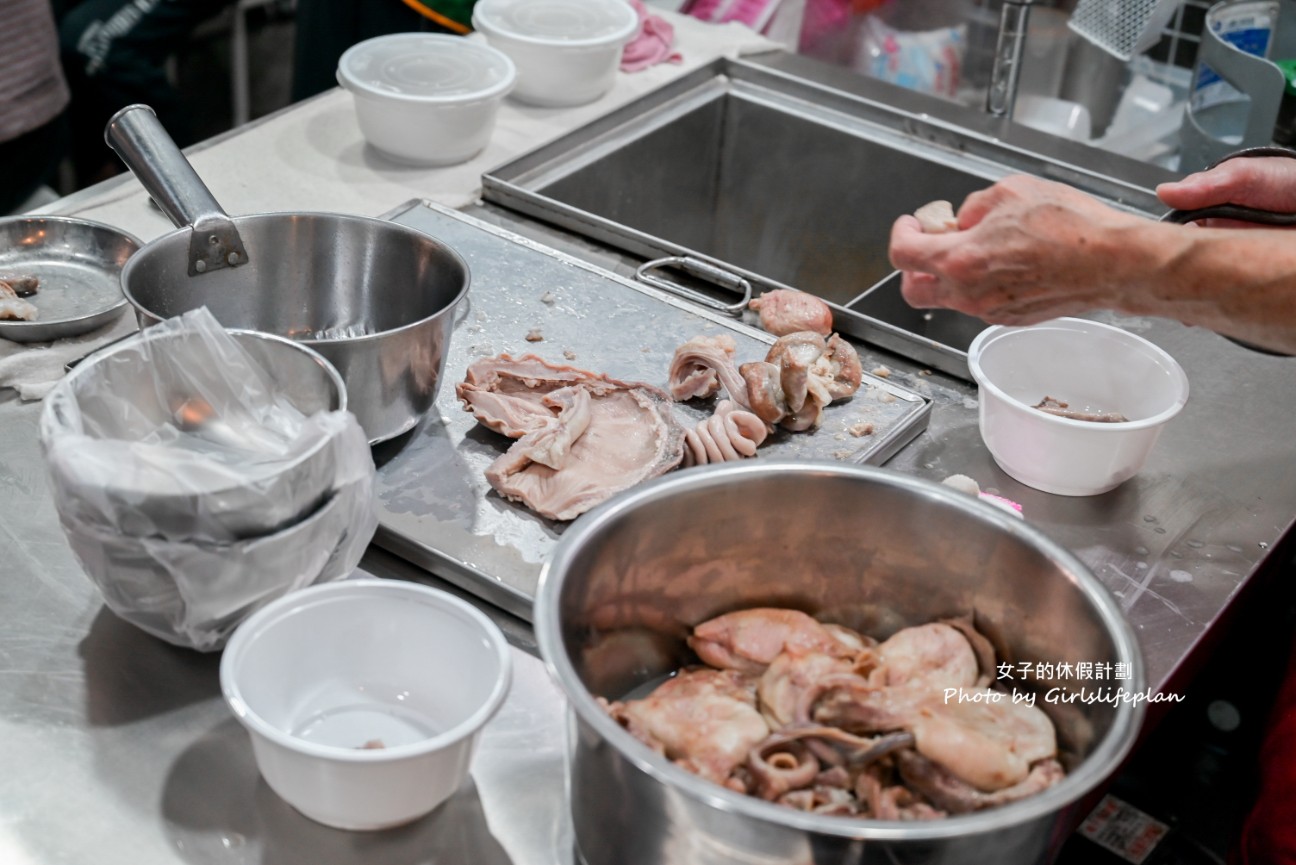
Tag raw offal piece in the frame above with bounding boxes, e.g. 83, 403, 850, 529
741, 332, 862, 431
668, 333, 751, 408
749, 289, 833, 337
942, 474, 1024, 518
682, 400, 770, 467
0, 275, 39, 297
457, 354, 684, 521
914, 200, 958, 234
0, 281, 37, 321
1033, 395, 1128, 423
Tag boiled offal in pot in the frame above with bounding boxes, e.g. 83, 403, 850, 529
601, 607, 1064, 818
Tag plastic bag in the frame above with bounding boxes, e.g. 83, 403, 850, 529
853, 13, 966, 98
40, 308, 378, 650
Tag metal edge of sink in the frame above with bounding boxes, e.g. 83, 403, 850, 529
480, 54, 1180, 379
741, 50, 1180, 213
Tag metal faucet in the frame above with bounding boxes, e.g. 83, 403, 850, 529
985, 0, 1035, 119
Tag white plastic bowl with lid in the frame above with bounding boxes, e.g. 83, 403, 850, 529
967, 317, 1189, 496
337, 33, 516, 166
472, 0, 640, 107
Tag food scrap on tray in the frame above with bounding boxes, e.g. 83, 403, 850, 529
456, 354, 684, 521
1, 275, 39, 297
0, 278, 39, 321
601, 607, 1063, 818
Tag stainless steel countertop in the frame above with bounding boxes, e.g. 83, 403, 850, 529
4, 206, 1294, 863
4, 30, 1296, 861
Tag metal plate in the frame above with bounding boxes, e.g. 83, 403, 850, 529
0, 217, 141, 343
370, 201, 933, 620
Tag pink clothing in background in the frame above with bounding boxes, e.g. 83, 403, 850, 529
621, 0, 684, 72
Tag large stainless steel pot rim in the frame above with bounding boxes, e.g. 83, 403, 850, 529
534, 460, 1146, 843
103, 104, 471, 444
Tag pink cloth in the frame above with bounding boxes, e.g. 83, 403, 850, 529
621, 0, 684, 72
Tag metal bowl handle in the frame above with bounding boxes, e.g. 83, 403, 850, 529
105, 104, 249, 277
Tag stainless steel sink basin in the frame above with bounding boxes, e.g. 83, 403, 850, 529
483, 52, 1175, 378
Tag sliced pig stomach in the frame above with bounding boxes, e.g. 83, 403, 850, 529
463, 354, 685, 521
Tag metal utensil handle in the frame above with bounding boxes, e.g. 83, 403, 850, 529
104, 104, 249, 277
635, 256, 752, 316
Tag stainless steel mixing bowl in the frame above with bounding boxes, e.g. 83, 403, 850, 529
534, 461, 1145, 865
105, 105, 469, 444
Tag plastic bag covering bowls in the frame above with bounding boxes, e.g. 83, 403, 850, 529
40, 308, 378, 650
473, 0, 640, 107
337, 34, 516, 166
967, 317, 1189, 496
220, 580, 513, 831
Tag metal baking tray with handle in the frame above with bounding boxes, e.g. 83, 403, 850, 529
371, 201, 933, 620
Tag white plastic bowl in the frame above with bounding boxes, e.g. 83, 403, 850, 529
967, 317, 1189, 496
220, 579, 513, 830
337, 34, 516, 166
473, 0, 640, 107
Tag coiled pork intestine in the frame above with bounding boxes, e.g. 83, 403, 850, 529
682, 400, 769, 467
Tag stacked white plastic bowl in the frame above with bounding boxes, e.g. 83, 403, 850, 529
473, 0, 640, 107
337, 33, 516, 166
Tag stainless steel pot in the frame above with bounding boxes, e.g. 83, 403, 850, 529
104, 104, 470, 444
534, 461, 1145, 865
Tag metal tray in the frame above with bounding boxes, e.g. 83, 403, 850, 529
372, 201, 933, 620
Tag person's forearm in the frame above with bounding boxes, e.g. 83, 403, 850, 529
1116, 221, 1296, 355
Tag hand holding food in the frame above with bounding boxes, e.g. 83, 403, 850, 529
890, 175, 1151, 326
891, 172, 1296, 354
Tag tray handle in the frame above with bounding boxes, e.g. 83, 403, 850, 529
635, 256, 752, 316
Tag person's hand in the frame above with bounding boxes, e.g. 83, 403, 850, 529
1158, 155, 1296, 227
888, 174, 1149, 325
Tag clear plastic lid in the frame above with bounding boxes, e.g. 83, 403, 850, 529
473, 0, 639, 47
337, 34, 516, 103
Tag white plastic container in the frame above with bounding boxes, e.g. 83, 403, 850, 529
220, 579, 513, 830
967, 317, 1189, 496
472, 0, 640, 107
336, 34, 516, 166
